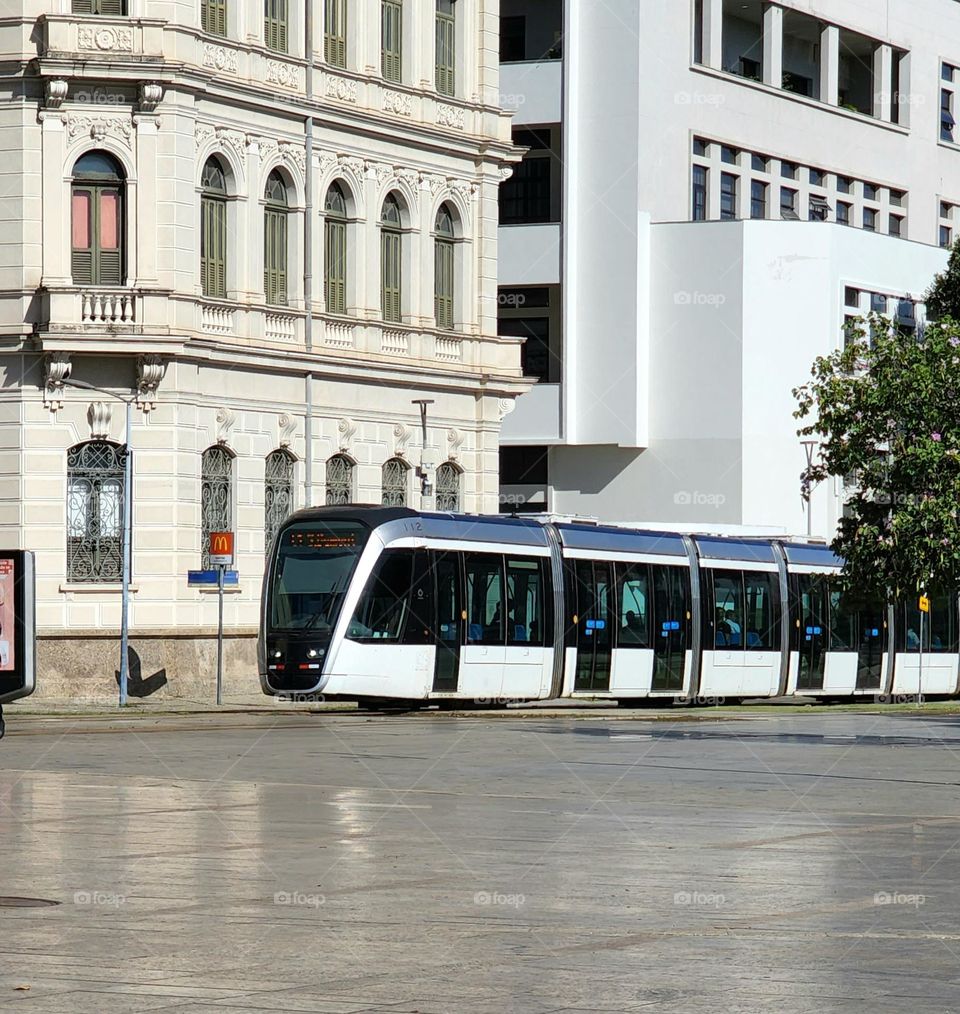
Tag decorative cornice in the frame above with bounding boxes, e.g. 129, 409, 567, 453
43, 352, 71, 412
203, 42, 238, 74
382, 90, 412, 117
66, 114, 132, 145
136, 355, 165, 413
323, 72, 358, 103
436, 103, 466, 130
267, 60, 303, 91
45, 79, 68, 109
78, 25, 133, 52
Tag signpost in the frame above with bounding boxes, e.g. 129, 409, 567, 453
918, 594, 930, 707
209, 532, 234, 706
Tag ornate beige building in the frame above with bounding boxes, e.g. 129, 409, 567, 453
2, 0, 523, 700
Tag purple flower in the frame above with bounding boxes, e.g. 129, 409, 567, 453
950, 336, 960, 347
933, 433, 943, 442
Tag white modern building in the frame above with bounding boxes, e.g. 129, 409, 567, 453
497, 0, 957, 535
1, 0, 523, 700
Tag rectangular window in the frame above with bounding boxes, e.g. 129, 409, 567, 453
863, 207, 877, 232
943, 89, 956, 141
720, 173, 737, 220
498, 316, 550, 382
863, 182, 878, 202
435, 238, 454, 329
499, 132, 553, 224
72, 185, 122, 286
693, 137, 708, 157
890, 190, 904, 208
325, 219, 346, 314
436, 0, 456, 96
465, 554, 504, 645
837, 201, 851, 225
810, 168, 825, 187
324, 0, 347, 67
844, 286, 860, 308
264, 209, 288, 305
72, 0, 126, 13
751, 154, 768, 172
889, 215, 903, 238
500, 14, 525, 62
712, 572, 744, 648
780, 187, 798, 219
781, 162, 798, 180
942, 225, 953, 248
72, 191, 91, 251
506, 558, 545, 646
837, 176, 852, 194
381, 0, 402, 82
202, 0, 226, 36
720, 146, 738, 165
871, 292, 887, 313
381, 230, 402, 322
901, 598, 959, 653
265, 0, 288, 53
743, 572, 778, 650
617, 564, 650, 647
201, 196, 227, 298
750, 180, 766, 220
349, 550, 414, 641
692, 165, 707, 221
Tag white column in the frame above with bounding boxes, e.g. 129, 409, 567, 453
895, 51, 911, 127
402, 0, 420, 87
133, 116, 158, 285
246, 140, 263, 302
420, 1, 435, 88
820, 24, 839, 106
419, 183, 434, 329
874, 44, 893, 120
40, 114, 70, 285
762, 4, 783, 88
702, 0, 723, 71
362, 170, 380, 319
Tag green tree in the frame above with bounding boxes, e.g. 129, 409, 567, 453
793, 315, 960, 602
926, 238, 960, 322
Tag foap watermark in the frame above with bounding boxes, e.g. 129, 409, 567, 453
499, 493, 532, 508
499, 92, 527, 110
474, 891, 525, 909
680, 695, 727, 707
874, 891, 925, 908
674, 90, 725, 107
674, 890, 725, 908
74, 89, 127, 105
498, 291, 527, 308
274, 692, 327, 705
472, 696, 523, 707
275, 891, 325, 909
74, 891, 126, 908
674, 490, 727, 508
674, 290, 727, 307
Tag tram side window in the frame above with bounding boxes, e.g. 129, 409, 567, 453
828, 585, 859, 651
466, 553, 504, 645
651, 565, 689, 643
712, 572, 744, 648
348, 549, 414, 640
743, 571, 778, 650
618, 563, 650, 647
902, 596, 959, 653
506, 557, 545, 645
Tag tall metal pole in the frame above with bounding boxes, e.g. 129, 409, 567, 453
119, 398, 132, 707
216, 564, 224, 706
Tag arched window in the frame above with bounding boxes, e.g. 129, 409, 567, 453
435, 462, 461, 512
201, 446, 233, 569
325, 454, 354, 505
265, 0, 288, 52
381, 457, 408, 507
324, 183, 348, 315
381, 194, 403, 323
264, 171, 289, 306
201, 157, 227, 298
324, 0, 347, 66
202, 0, 226, 35
435, 203, 455, 329
67, 441, 127, 583
382, 0, 402, 81
71, 151, 124, 286
265, 449, 295, 552
436, 0, 456, 96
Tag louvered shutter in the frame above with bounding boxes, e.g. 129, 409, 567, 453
381, 231, 401, 322
96, 188, 122, 285
325, 219, 346, 314
72, 188, 93, 285
325, 0, 346, 67
436, 11, 455, 95
265, 208, 288, 306
214, 200, 226, 297
72, 0, 94, 13
435, 239, 453, 329
382, 1, 402, 81
96, 0, 125, 16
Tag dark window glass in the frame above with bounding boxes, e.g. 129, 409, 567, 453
837, 201, 851, 225
863, 208, 877, 231
751, 154, 768, 172
465, 554, 504, 645
507, 558, 545, 645
863, 183, 878, 202
500, 446, 548, 485
780, 188, 798, 218
500, 142, 553, 224
780, 161, 798, 180
692, 165, 707, 221
712, 572, 744, 648
498, 316, 550, 381
743, 571, 778, 650
693, 137, 708, 156
901, 597, 959, 653
721, 146, 738, 165
750, 180, 766, 219
348, 549, 414, 641
837, 176, 852, 194
844, 286, 860, 308
617, 563, 650, 647
941, 225, 953, 248
720, 172, 737, 219
889, 215, 903, 237
500, 14, 525, 62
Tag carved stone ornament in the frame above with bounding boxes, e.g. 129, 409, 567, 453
78, 26, 133, 52
498, 398, 517, 422
499, 165, 515, 183
136, 355, 165, 413
278, 413, 296, 448
202, 43, 238, 73
450, 179, 478, 201
323, 73, 358, 103
195, 122, 216, 147
366, 162, 394, 187
87, 401, 113, 440
316, 150, 337, 175
436, 103, 466, 130
393, 422, 411, 456
216, 406, 236, 445
446, 427, 465, 461
382, 90, 412, 117
421, 174, 447, 196
279, 142, 306, 176
43, 352, 72, 411
45, 79, 68, 109
337, 417, 357, 452
266, 60, 302, 90
66, 115, 132, 144
139, 83, 163, 112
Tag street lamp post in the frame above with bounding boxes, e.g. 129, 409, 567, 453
801, 438, 819, 538
412, 399, 435, 504
62, 378, 134, 708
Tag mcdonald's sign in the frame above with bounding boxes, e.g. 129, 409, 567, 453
209, 531, 235, 566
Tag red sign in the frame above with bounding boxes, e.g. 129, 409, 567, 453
209, 531, 234, 566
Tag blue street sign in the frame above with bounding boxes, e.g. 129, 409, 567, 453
187, 569, 239, 587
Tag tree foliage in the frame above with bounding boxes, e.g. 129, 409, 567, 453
925, 238, 960, 322
794, 315, 960, 601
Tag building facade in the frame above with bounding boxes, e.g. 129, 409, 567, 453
2, 0, 523, 700
497, 0, 957, 535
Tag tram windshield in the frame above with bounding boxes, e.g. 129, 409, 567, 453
269, 521, 370, 633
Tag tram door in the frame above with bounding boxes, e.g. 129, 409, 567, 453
574, 560, 613, 692
855, 609, 885, 690
432, 553, 462, 692
652, 565, 688, 692
796, 575, 827, 691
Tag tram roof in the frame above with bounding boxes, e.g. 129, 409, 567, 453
554, 523, 688, 556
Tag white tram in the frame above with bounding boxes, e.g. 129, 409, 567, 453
259, 507, 958, 705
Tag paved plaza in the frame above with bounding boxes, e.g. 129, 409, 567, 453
2, 708, 960, 1012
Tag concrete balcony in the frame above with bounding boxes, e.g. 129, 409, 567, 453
500, 60, 562, 125
500, 382, 562, 443
38, 15, 165, 61
37, 286, 175, 352
498, 224, 561, 285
